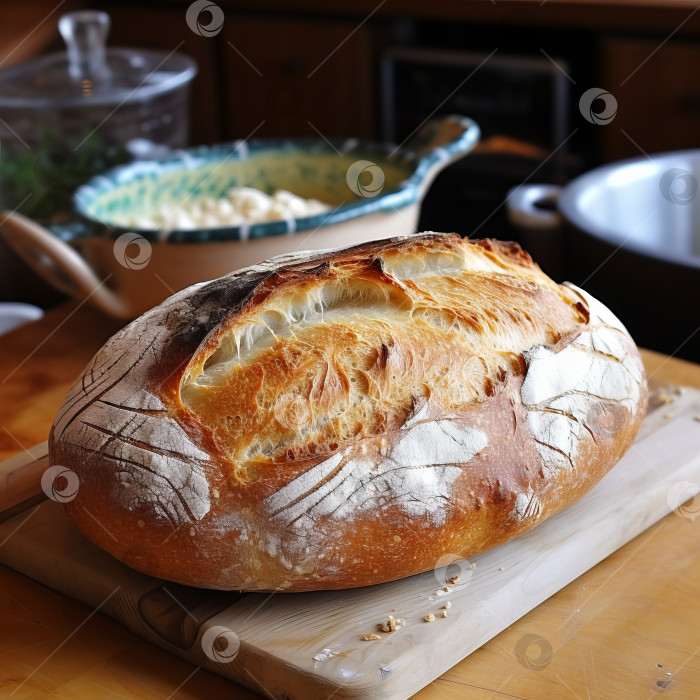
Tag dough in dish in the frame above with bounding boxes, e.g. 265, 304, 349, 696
49, 232, 648, 591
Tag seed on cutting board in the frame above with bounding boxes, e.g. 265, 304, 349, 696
360, 633, 381, 641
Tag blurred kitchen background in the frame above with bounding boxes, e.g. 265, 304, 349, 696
1, 0, 699, 359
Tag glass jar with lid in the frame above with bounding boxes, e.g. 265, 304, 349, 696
0, 10, 197, 223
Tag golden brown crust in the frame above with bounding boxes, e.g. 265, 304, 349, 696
50, 233, 647, 591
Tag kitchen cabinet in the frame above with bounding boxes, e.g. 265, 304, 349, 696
601, 37, 700, 160
98, 5, 373, 144
0, 1, 79, 67
222, 16, 373, 140
44, 2, 700, 163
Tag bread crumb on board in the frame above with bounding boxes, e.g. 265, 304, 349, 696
447, 575, 459, 585
441, 601, 451, 610
361, 633, 382, 641
470, 562, 477, 570
439, 610, 448, 618
694, 415, 700, 422
378, 615, 404, 633
424, 613, 435, 623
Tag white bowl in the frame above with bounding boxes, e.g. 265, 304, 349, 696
0, 116, 480, 318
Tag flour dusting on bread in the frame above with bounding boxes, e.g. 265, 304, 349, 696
521, 284, 644, 478
263, 415, 487, 528
52, 302, 213, 524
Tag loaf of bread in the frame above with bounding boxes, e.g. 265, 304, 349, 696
49, 233, 647, 591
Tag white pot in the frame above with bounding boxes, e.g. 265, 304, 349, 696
1, 115, 479, 319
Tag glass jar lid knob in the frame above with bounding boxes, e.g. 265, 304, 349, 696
58, 10, 112, 84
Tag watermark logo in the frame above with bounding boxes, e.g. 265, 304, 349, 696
34, 149, 71, 189
273, 394, 312, 430
346, 160, 385, 198
431, 552, 475, 591
579, 88, 618, 125
41, 465, 80, 503
585, 402, 627, 440
201, 625, 240, 663
113, 232, 152, 270
186, 0, 224, 37
660, 168, 698, 205
514, 633, 553, 670
667, 481, 700, 520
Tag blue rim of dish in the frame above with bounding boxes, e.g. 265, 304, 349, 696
72, 118, 480, 244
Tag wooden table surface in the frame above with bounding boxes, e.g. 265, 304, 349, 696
0, 303, 699, 699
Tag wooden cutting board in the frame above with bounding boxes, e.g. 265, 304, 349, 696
0, 386, 699, 700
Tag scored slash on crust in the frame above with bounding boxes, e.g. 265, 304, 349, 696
263, 402, 488, 528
